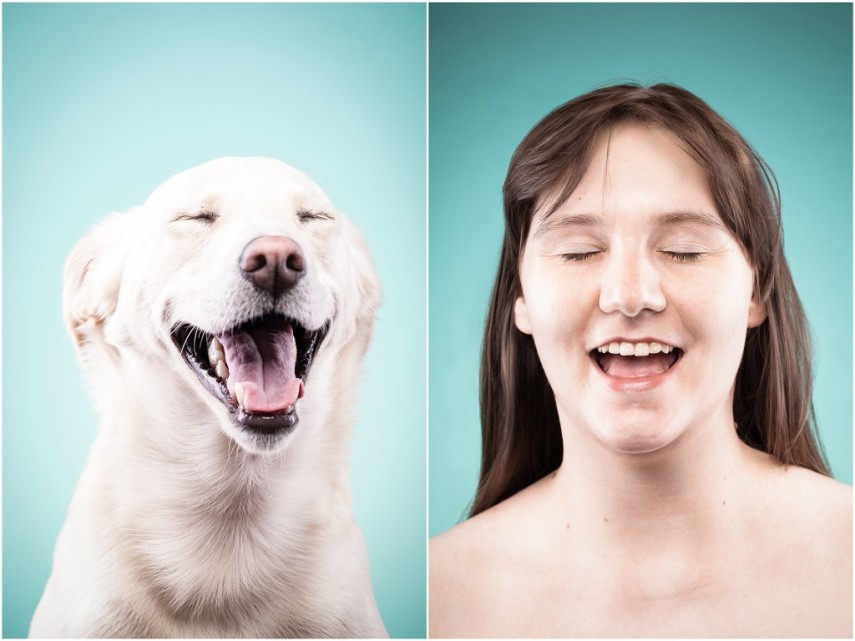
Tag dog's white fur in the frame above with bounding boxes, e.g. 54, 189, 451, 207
30, 158, 387, 638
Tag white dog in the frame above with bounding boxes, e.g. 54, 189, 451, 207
30, 158, 387, 638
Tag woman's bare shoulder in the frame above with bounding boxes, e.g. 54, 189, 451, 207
429, 480, 550, 637
431, 477, 553, 571
775, 464, 852, 526
771, 465, 852, 629
764, 464, 852, 585
430, 512, 500, 637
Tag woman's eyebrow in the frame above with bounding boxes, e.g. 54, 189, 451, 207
655, 210, 726, 230
533, 213, 604, 239
533, 210, 725, 239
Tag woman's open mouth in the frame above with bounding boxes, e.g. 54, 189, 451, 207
171, 313, 328, 435
591, 341, 683, 381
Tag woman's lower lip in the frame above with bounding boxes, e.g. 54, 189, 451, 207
591, 355, 680, 392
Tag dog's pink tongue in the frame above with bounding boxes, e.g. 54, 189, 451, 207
600, 353, 674, 379
219, 326, 303, 413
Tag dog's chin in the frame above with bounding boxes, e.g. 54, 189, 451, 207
170, 312, 329, 453
204, 404, 299, 455
221, 412, 299, 455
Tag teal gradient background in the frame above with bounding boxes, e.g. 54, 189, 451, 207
429, 3, 853, 536
3, 4, 425, 637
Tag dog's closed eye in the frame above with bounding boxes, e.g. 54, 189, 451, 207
297, 209, 333, 223
173, 210, 219, 224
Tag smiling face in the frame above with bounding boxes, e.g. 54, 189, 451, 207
65, 157, 381, 455
514, 124, 766, 455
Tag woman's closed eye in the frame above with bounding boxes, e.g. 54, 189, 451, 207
555, 243, 604, 262
661, 250, 703, 262
658, 240, 712, 262
562, 250, 601, 262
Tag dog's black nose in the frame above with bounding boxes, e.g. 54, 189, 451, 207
239, 236, 305, 297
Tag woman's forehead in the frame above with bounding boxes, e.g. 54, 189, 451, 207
532, 123, 721, 231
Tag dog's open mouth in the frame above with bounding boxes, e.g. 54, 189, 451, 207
171, 313, 328, 435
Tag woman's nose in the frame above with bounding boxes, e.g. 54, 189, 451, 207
598, 248, 666, 317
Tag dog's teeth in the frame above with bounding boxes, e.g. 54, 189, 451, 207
234, 382, 245, 408
216, 360, 229, 379
208, 339, 225, 366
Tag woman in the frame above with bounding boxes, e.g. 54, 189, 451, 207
429, 84, 852, 637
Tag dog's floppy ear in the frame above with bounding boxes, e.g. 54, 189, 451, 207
341, 216, 382, 325
64, 211, 135, 349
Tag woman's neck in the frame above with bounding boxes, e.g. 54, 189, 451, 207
550, 410, 773, 558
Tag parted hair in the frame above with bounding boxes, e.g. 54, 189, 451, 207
472, 83, 829, 517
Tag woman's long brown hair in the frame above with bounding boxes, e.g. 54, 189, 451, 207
472, 83, 829, 517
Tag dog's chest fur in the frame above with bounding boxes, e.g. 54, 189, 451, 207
67, 424, 377, 638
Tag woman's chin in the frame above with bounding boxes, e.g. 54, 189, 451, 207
590, 421, 684, 456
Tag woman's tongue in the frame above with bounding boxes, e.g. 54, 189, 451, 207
598, 353, 674, 379
219, 327, 303, 413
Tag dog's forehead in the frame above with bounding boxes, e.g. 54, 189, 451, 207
146, 157, 334, 214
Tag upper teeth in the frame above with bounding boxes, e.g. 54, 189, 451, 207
597, 341, 674, 356
208, 338, 228, 379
